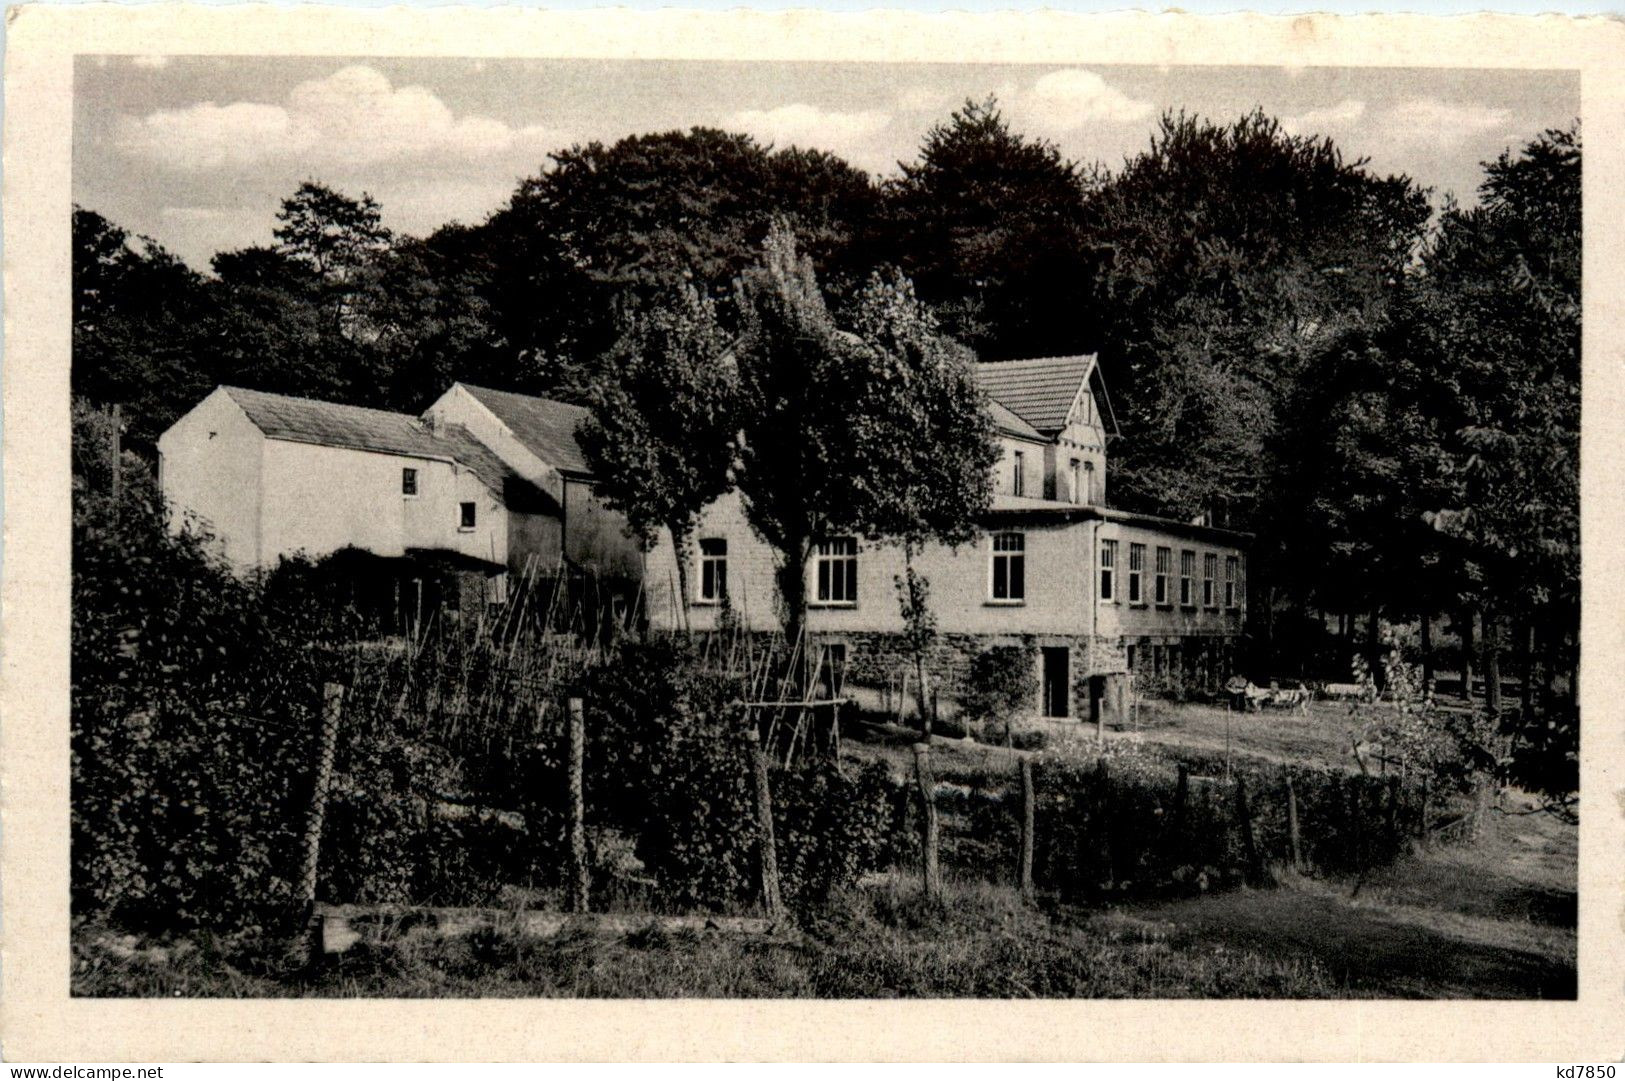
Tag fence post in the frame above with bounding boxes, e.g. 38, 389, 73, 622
912, 743, 941, 901
748, 727, 784, 919
1173, 763, 1189, 861
1235, 775, 1261, 884
1019, 758, 1036, 903
565, 697, 590, 914
1093, 757, 1112, 889
1286, 776, 1303, 871
1386, 774, 1401, 850
298, 683, 344, 919
1417, 776, 1431, 844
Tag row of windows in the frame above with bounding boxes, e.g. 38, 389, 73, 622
1099, 540, 1242, 609
402, 467, 478, 531
694, 532, 1244, 609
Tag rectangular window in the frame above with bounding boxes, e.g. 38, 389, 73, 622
813, 537, 858, 605
1099, 539, 1117, 602
1012, 451, 1025, 497
401, 467, 418, 496
698, 538, 727, 603
1225, 555, 1239, 609
1203, 552, 1218, 608
1155, 546, 1171, 605
990, 532, 1025, 601
1180, 549, 1195, 606
1128, 543, 1145, 604
459, 501, 477, 530
1070, 459, 1082, 504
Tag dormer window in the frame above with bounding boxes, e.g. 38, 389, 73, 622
1012, 451, 1025, 497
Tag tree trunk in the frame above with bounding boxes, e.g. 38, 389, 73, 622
1460, 606, 1476, 702
1366, 606, 1383, 691
670, 526, 693, 634
1483, 602, 1503, 714
1519, 617, 1536, 723
914, 653, 932, 740
777, 538, 810, 696
1420, 611, 1433, 690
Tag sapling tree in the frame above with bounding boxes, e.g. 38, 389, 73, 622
576, 286, 738, 630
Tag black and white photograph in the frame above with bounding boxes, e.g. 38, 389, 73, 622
58, 44, 1585, 1005
10, 10, 1621, 1061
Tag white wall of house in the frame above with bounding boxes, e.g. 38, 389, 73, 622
257, 440, 508, 569
423, 385, 563, 497
644, 490, 1098, 638
156, 388, 267, 570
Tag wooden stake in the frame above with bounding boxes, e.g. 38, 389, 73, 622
1286, 777, 1303, 871
1235, 775, 1260, 884
748, 728, 784, 919
913, 743, 941, 900
298, 683, 345, 915
565, 697, 590, 913
1019, 758, 1036, 903
1173, 763, 1189, 857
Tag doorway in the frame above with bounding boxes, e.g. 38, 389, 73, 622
1041, 647, 1070, 718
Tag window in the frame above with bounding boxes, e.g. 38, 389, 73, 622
813, 537, 858, 605
1084, 461, 1095, 504
401, 467, 418, 497
1203, 553, 1218, 608
990, 532, 1025, 602
1128, 543, 1145, 604
1070, 459, 1082, 504
1225, 555, 1239, 609
1099, 539, 1117, 602
1012, 451, 1026, 497
1155, 546, 1171, 605
698, 538, 727, 603
459, 502, 477, 531
1180, 549, 1195, 606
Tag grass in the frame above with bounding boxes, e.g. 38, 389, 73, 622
73, 876, 1343, 999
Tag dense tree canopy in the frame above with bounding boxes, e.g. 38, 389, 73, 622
880, 97, 1100, 359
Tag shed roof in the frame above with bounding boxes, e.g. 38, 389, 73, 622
220, 386, 551, 507
975, 354, 1115, 436
455, 384, 593, 476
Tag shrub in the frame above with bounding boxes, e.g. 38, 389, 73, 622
961, 645, 1035, 722
773, 761, 895, 911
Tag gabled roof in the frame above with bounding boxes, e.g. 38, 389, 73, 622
975, 354, 1117, 437
219, 386, 552, 508
454, 384, 593, 476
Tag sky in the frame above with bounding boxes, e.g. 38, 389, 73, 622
74, 57, 1579, 272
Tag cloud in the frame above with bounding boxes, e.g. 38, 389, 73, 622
1026, 69, 1155, 127
1381, 99, 1512, 144
1280, 99, 1367, 137
724, 103, 892, 151
116, 64, 558, 171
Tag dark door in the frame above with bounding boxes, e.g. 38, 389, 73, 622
1041, 647, 1070, 718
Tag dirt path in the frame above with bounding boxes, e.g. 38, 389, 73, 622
1101, 795, 1577, 999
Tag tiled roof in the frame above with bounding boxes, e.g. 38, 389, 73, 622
220, 386, 548, 505
986, 398, 1045, 441
974, 354, 1097, 435
456, 384, 593, 476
